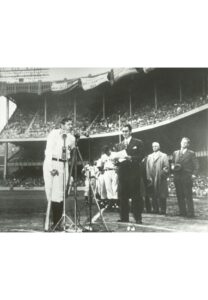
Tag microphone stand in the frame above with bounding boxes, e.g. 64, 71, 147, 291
52, 133, 75, 232
73, 135, 79, 232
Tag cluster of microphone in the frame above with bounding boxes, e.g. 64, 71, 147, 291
62, 131, 90, 140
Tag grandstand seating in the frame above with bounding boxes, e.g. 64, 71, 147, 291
0, 106, 36, 139
0, 93, 207, 139
88, 95, 208, 134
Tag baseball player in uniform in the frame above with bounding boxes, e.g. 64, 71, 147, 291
43, 117, 75, 229
82, 161, 98, 204
98, 145, 119, 209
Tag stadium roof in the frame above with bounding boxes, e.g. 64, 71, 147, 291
0, 68, 154, 98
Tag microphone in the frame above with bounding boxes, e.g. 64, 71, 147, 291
62, 133, 67, 161
73, 131, 90, 139
74, 132, 81, 140
83, 131, 90, 138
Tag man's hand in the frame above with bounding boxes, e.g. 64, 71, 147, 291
125, 155, 132, 161
192, 174, 197, 180
147, 178, 153, 187
50, 169, 59, 176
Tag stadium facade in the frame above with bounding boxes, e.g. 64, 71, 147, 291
0, 68, 207, 183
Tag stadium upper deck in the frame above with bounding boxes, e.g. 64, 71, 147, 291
0, 68, 208, 141
0, 68, 208, 171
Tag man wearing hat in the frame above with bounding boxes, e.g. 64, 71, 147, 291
172, 137, 198, 218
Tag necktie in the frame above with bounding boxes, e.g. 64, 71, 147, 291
124, 139, 128, 148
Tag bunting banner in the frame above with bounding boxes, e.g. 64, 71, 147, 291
51, 79, 79, 92
111, 68, 139, 83
80, 73, 109, 90
143, 68, 155, 73
50, 69, 153, 93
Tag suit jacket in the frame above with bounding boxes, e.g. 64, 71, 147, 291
172, 149, 198, 176
118, 137, 144, 176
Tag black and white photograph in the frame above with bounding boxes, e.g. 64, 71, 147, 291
0, 67, 207, 232
1, 1, 208, 300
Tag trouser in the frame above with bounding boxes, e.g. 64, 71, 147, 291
96, 174, 107, 200
144, 195, 152, 213
43, 159, 69, 203
152, 195, 167, 214
84, 177, 96, 197
120, 194, 143, 222
141, 177, 152, 213
51, 201, 63, 226
174, 174, 194, 216
159, 197, 167, 214
119, 176, 142, 222
103, 170, 118, 200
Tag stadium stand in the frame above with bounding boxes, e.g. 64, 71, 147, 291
0, 68, 207, 196
0, 94, 207, 139
0, 105, 36, 139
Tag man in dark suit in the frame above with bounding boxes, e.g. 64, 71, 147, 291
117, 124, 144, 224
172, 137, 199, 218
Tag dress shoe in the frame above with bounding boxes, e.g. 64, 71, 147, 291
177, 212, 187, 217
186, 213, 195, 219
117, 219, 129, 223
159, 211, 166, 215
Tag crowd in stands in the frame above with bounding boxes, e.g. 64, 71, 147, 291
0, 106, 36, 139
0, 177, 44, 189
90, 95, 208, 134
0, 93, 208, 139
0, 143, 20, 158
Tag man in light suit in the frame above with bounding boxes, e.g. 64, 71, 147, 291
117, 124, 144, 224
146, 142, 169, 214
172, 137, 198, 218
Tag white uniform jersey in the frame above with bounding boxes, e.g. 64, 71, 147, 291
98, 152, 118, 200
83, 164, 99, 178
99, 153, 117, 170
44, 129, 75, 171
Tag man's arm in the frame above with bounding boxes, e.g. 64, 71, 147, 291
162, 154, 169, 173
191, 152, 199, 176
44, 130, 56, 172
170, 151, 176, 172
146, 155, 152, 181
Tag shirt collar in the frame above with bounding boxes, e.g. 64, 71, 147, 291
124, 136, 132, 144
181, 148, 187, 154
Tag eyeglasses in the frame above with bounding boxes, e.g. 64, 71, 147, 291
122, 130, 129, 133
